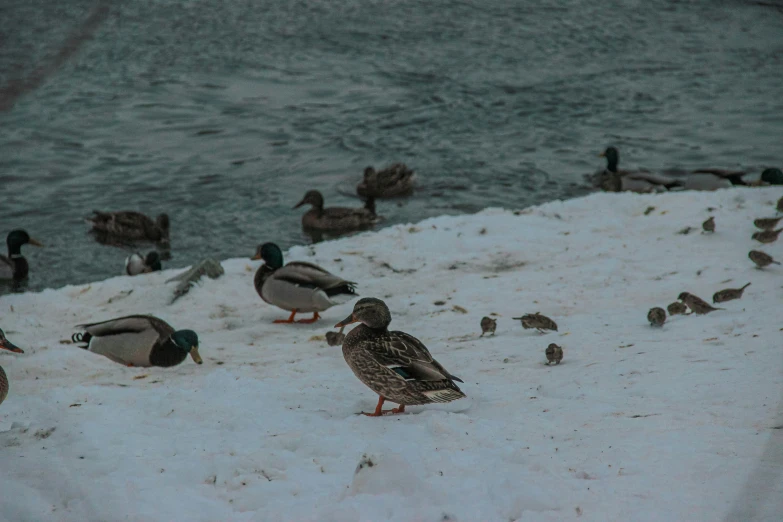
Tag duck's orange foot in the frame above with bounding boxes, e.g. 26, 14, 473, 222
274, 310, 298, 324
296, 312, 320, 324
361, 397, 405, 416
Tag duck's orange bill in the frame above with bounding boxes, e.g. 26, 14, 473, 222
334, 314, 358, 328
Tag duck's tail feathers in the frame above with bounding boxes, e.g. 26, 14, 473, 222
741, 282, 752, 290
325, 282, 357, 297
423, 387, 466, 403
449, 373, 464, 383
71, 332, 92, 347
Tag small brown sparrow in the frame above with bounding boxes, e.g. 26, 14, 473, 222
512, 312, 558, 333
752, 228, 783, 244
480, 316, 497, 337
326, 326, 346, 346
647, 307, 666, 327
753, 217, 783, 230
712, 283, 751, 303
702, 216, 715, 233
545, 343, 563, 365
748, 250, 781, 269
667, 301, 689, 316
678, 292, 724, 314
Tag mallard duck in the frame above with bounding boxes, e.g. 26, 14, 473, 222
71, 315, 201, 367
125, 251, 162, 276
356, 164, 415, 198
293, 190, 379, 232
87, 211, 170, 244
252, 242, 358, 324
335, 298, 465, 416
1, 230, 43, 281
1, 328, 25, 408
597, 147, 683, 193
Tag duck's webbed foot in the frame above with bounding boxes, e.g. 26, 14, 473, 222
296, 312, 320, 324
274, 310, 298, 324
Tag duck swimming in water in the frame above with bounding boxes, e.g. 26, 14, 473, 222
0, 230, 43, 282
87, 211, 170, 244
356, 163, 415, 199
294, 190, 379, 233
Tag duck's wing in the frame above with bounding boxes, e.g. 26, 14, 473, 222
277, 262, 356, 292
323, 207, 376, 220
0, 255, 13, 280
77, 315, 173, 337
363, 331, 463, 383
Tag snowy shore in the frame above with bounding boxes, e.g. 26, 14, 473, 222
1, 189, 782, 521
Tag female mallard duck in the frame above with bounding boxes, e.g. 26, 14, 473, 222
294, 190, 379, 232
125, 251, 162, 276
1, 230, 43, 282
71, 315, 202, 367
356, 163, 415, 198
597, 147, 683, 193
87, 211, 170, 244
252, 242, 358, 324
335, 298, 465, 416
1, 328, 24, 408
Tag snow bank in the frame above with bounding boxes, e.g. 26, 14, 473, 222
1, 189, 782, 521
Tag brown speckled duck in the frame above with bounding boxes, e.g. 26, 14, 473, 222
335, 298, 465, 417
294, 190, 379, 233
71, 315, 201, 367
597, 147, 683, 193
1, 328, 24, 408
87, 211, 170, 244
1, 230, 43, 282
356, 164, 415, 198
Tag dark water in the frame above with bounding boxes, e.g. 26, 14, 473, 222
2, 0, 782, 293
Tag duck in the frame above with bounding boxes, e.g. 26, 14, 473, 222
293, 190, 379, 232
356, 163, 415, 198
125, 251, 162, 276
1, 230, 43, 282
0, 328, 24, 408
87, 211, 170, 244
761, 168, 783, 186
252, 242, 358, 324
597, 147, 683, 193
71, 315, 202, 367
335, 298, 465, 416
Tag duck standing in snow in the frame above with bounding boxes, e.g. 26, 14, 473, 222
335, 298, 465, 416
125, 251, 162, 276
749, 250, 780, 268
0, 328, 24, 407
87, 211, 170, 244
356, 164, 415, 198
1, 230, 43, 282
293, 190, 379, 233
71, 315, 201, 367
252, 242, 358, 324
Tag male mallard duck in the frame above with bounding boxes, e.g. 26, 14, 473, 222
71, 315, 201, 367
87, 211, 170, 244
1, 328, 25, 408
252, 242, 358, 324
335, 298, 465, 416
125, 251, 162, 276
294, 190, 379, 232
356, 164, 415, 198
597, 147, 683, 193
1, 230, 43, 282
761, 168, 783, 186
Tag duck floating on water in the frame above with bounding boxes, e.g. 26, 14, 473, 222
125, 251, 162, 276
335, 298, 465, 416
71, 315, 201, 367
1, 328, 25, 408
0, 230, 43, 282
87, 211, 170, 244
356, 163, 415, 199
252, 242, 358, 324
294, 190, 379, 233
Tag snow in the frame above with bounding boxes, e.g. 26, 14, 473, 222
1, 188, 783, 521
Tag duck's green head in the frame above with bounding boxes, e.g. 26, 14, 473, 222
335, 297, 392, 330
144, 251, 162, 271
6, 229, 43, 253
599, 147, 619, 172
293, 190, 324, 210
171, 329, 202, 364
761, 168, 783, 185
251, 242, 284, 269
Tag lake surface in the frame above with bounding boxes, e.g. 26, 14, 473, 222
2, 0, 782, 292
